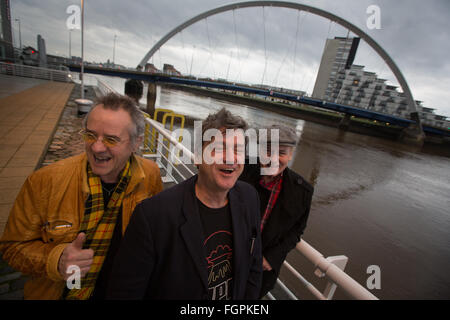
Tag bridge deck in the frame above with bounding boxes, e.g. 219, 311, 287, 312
0, 77, 74, 234
68, 65, 450, 137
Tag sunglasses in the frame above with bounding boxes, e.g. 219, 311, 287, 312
79, 129, 125, 148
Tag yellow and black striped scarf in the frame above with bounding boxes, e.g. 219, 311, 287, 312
66, 159, 131, 300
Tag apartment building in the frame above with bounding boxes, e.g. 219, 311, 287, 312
313, 37, 450, 129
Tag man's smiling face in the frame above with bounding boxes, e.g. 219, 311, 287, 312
84, 104, 137, 183
197, 128, 245, 193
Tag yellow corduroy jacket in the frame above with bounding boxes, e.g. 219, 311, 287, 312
0, 153, 163, 300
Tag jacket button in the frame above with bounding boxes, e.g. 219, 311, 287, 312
297, 178, 303, 185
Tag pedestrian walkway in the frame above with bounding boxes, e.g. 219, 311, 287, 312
0, 80, 74, 234
0, 74, 49, 99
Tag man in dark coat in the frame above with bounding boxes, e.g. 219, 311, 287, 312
239, 124, 314, 298
106, 108, 262, 300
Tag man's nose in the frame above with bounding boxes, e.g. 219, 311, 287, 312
90, 138, 108, 153
224, 146, 237, 164
269, 153, 280, 167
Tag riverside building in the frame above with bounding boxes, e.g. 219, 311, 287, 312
313, 37, 450, 129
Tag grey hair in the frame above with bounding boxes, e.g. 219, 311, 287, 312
82, 92, 145, 145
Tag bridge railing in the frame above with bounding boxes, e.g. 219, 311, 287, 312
96, 77, 117, 96
0, 62, 71, 82
94, 78, 378, 300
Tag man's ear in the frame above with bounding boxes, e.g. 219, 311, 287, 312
133, 136, 144, 153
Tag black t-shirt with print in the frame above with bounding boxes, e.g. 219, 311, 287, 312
197, 198, 234, 300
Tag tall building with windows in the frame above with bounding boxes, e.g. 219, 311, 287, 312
312, 37, 360, 101
313, 36, 450, 129
0, 0, 14, 61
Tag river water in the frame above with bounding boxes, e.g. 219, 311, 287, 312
94, 75, 450, 299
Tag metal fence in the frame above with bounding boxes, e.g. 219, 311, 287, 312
0, 62, 71, 82
95, 77, 379, 300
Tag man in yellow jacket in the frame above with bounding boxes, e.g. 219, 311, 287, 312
0, 93, 163, 300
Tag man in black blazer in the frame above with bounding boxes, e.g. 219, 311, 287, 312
106, 108, 262, 300
239, 124, 314, 298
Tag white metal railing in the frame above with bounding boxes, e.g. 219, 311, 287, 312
95, 77, 196, 184
0, 62, 71, 82
97, 78, 117, 96
142, 118, 196, 184
94, 79, 379, 300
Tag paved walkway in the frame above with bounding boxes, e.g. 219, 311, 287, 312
0, 79, 74, 234
0, 74, 49, 99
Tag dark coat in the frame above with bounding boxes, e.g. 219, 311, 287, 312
106, 175, 262, 300
239, 164, 314, 297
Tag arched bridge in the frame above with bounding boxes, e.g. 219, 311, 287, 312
69, 1, 433, 141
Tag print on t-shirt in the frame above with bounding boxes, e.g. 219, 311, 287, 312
204, 230, 233, 300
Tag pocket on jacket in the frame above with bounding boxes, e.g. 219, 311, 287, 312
41, 220, 76, 243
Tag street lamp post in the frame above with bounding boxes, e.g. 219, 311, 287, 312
113, 34, 117, 68
74, 0, 94, 116
69, 29, 72, 59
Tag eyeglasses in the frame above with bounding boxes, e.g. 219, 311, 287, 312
79, 129, 126, 148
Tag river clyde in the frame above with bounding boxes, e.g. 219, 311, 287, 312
95, 75, 450, 299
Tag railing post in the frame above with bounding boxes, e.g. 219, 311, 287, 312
296, 240, 378, 300
314, 255, 348, 299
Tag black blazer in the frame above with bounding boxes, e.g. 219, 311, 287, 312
106, 175, 262, 300
239, 164, 314, 296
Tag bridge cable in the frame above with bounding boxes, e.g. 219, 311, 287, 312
197, 18, 216, 78
261, 7, 268, 85
291, 10, 302, 90
179, 30, 190, 75
225, 49, 233, 81
158, 48, 163, 73
227, 9, 242, 81
273, 9, 305, 88
298, 12, 309, 93
189, 44, 196, 76
272, 14, 299, 87
234, 8, 260, 84
205, 17, 216, 79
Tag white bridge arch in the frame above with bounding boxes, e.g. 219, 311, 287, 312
138, 1, 422, 126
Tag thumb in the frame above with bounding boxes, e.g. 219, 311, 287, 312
72, 232, 86, 250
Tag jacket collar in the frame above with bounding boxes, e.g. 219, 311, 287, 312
179, 175, 248, 296
180, 175, 209, 291
228, 184, 249, 298
278, 168, 302, 217
261, 167, 303, 246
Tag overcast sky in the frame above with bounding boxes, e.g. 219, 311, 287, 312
9, 0, 450, 117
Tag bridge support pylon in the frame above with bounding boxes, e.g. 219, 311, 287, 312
338, 114, 352, 131
146, 82, 157, 118
399, 112, 426, 146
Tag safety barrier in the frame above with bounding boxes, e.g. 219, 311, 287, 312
0, 62, 71, 82
146, 108, 185, 156
94, 78, 378, 300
